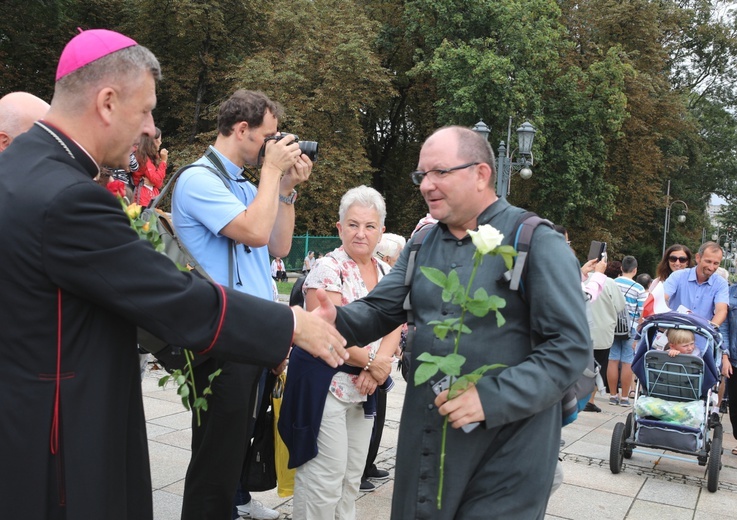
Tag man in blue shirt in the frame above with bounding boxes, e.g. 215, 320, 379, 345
173, 90, 312, 520
664, 241, 728, 326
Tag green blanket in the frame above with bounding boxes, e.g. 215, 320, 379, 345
634, 396, 705, 428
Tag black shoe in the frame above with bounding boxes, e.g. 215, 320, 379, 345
360, 478, 375, 492
720, 399, 729, 414
365, 466, 390, 480
583, 402, 601, 413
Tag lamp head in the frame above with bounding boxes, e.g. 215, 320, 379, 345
517, 121, 536, 155
519, 167, 533, 180
471, 120, 491, 141
677, 214, 686, 223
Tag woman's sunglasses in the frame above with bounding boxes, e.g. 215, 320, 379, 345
668, 255, 689, 263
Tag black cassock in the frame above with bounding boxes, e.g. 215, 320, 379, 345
0, 123, 292, 519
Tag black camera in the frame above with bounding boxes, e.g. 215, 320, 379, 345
261, 133, 319, 163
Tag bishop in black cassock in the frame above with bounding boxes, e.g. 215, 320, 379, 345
0, 122, 297, 519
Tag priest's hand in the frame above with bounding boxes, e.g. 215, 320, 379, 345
435, 384, 486, 429
291, 299, 346, 367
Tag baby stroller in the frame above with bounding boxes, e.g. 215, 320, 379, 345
609, 311, 723, 492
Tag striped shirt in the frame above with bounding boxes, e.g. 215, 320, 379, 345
615, 276, 646, 331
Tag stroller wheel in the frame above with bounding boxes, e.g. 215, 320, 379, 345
623, 413, 634, 459
624, 412, 633, 438
708, 412, 721, 429
707, 434, 722, 492
610, 422, 626, 474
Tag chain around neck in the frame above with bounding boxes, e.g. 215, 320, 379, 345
35, 122, 75, 160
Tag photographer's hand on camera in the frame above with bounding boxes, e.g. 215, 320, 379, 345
281, 153, 312, 191
262, 133, 300, 177
262, 134, 313, 193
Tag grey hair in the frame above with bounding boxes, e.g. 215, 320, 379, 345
338, 185, 386, 226
374, 233, 406, 260
53, 45, 161, 110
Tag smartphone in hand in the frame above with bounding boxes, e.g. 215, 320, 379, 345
587, 241, 607, 261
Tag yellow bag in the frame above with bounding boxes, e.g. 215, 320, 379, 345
272, 371, 295, 497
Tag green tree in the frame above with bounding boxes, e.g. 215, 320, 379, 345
230, 0, 394, 234
550, 0, 705, 261
360, 0, 439, 236
0, 0, 132, 100
3, 0, 737, 259
122, 0, 267, 149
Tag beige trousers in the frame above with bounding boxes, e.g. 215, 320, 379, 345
292, 392, 374, 520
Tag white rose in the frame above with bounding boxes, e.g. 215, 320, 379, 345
468, 225, 504, 254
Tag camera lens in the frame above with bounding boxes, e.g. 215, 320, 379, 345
298, 141, 319, 162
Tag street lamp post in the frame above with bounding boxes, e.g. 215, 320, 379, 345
472, 117, 536, 199
661, 179, 688, 256
711, 231, 733, 268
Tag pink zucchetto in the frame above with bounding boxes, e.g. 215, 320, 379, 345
56, 28, 137, 81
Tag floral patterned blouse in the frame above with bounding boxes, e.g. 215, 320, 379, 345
303, 246, 390, 403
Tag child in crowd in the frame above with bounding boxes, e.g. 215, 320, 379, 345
666, 329, 698, 357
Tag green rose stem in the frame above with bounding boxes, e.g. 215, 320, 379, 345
436, 249, 481, 509
158, 349, 220, 428
413, 224, 515, 510
183, 350, 201, 426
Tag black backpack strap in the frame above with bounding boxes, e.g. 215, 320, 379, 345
145, 163, 226, 212
403, 223, 437, 361
404, 224, 437, 313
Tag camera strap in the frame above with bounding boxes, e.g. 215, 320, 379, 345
201, 147, 256, 286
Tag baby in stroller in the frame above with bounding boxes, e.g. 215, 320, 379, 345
665, 329, 699, 357
610, 311, 724, 491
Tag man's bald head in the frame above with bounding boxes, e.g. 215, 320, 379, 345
0, 92, 50, 152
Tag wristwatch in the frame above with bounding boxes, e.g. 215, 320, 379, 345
279, 189, 298, 205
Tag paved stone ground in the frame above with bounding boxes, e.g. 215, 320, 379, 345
144, 362, 737, 519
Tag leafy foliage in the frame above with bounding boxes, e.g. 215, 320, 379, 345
4, 0, 737, 259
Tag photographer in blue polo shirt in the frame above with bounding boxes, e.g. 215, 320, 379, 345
172, 90, 312, 520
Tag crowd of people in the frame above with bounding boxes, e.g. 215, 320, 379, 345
576, 241, 737, 458
2, 25, 736, 520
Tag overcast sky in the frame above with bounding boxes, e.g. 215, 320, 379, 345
712, 194, 727, 205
